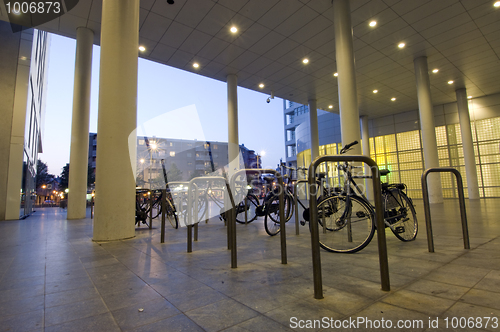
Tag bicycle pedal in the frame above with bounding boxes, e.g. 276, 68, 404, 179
395, 226, 405, 233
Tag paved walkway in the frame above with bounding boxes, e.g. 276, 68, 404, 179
1, 199, 499, 331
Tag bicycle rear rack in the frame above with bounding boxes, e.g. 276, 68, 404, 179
421, 167, 470, 253
308, 155, 390, 299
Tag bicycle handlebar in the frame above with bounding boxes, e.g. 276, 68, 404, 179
340, 140, 359, 154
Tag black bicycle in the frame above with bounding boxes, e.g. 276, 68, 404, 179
302, 141, 418, 253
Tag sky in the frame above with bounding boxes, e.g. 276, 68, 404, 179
41, 34, 286, 176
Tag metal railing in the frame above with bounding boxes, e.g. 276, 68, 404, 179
308, 155, 390, 299
421, 167, 470, 253
229, 169, 287, 268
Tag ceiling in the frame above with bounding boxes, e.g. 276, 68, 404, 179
2, 0, 500, 118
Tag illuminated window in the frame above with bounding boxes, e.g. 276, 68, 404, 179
170, 151, 175, 157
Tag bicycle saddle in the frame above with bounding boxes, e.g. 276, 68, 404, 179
380, 169, 390, 176
263, 176, 274, 182
317, 172, 327, 179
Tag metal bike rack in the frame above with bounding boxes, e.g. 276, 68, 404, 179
308, 155, 390, 299
230, 169, 287, 268
186, 177, 235, 253
421, 167, 470, 253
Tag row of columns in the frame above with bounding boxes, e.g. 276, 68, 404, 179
304, 0, 479, 203
61, 0, 479, 241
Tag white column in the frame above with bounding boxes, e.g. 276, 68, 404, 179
93, 0, 140, 241
414, 56, 443, 203
333, 0, 361, 154
308, 99, 319, 161
227, 74, 239, 172
68, 27, 94, 220
360, 116, 372, 200
456, 88, 480, 199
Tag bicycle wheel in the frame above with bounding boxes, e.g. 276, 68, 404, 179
385, 191, 417, 241
316, 195, 375, 253
264, 194, 291, 236
164, 198, 179, 229
268, 193, 292, 223
235, 193, 259, 224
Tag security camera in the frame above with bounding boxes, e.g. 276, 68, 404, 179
266, 98, 271, 103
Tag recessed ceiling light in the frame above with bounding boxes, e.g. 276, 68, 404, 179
328, 105, 333, 109
398, 42, 405, 48
333, 72, 338, 77
193, 62, 199, 68
259, 83, 264, 88
494, 1, 500, 7
373, 89, 378, 93
391, 97, 396, 101
20, 56, 27, 60
432, 69, 439, 73
369, 21, 377, 27
448, 80, 454, 84
468, 96, 472, 99
138, 46, 146, 52
302, 58, 309, 64
230, 26, 238, 33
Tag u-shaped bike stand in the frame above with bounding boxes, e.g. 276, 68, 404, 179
308, 155, 390, 299
421, 167, 470, 253
230, 169, 287, 268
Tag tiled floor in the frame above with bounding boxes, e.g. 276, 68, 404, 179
1, 199, 500, 331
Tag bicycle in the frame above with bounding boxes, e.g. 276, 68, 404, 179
135, 188, 179, 229
302, 140, 418, 253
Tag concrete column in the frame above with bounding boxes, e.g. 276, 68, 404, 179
414, 56, 443, 203
308, 99, 319, 161
93, 0, 140, 241
0, 22, 32, 220
360, 116, 372, 200
227, 74, 239, 172
456, 88, 480, 199
68, 27, 94, 220
333, 0, 361, 154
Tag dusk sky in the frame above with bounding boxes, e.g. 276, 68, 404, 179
41, 34, 286, 176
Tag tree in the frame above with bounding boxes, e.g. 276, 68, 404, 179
168, 162, 183, 182
36, 160, 55, 188
59, 163, 70, 191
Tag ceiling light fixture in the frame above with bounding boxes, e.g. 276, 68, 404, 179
302, 58, 309, 64
391, 97, 396, 101
494, 1, 500, 7
373, 89, 378, 93
193, 62, 199, 68
432, 69, 439, 73
259, 83, 264, 88
448, 80, 454, 84
328, 105, 333, 109
230, 26, 238, 33
468, 96, 472, 99
138, 46, 146, 52
398, 42, 405, 48
333, 72, 338, 77
369, 21, 377, 27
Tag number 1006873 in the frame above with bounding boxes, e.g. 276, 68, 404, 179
6, 2, 61, 15
443, 317, 498, 329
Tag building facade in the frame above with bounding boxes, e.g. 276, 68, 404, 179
88, 134, 261, 186
285, 93, 500, 199
0, 23, 50, 220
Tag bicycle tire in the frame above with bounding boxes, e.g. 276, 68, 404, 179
268, 193, 293, 223
264, 194, 291, 236
386, 191, 417, 241
316, 195, 375, 253
164, 198, 179, 229
235, 193, 259, 224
